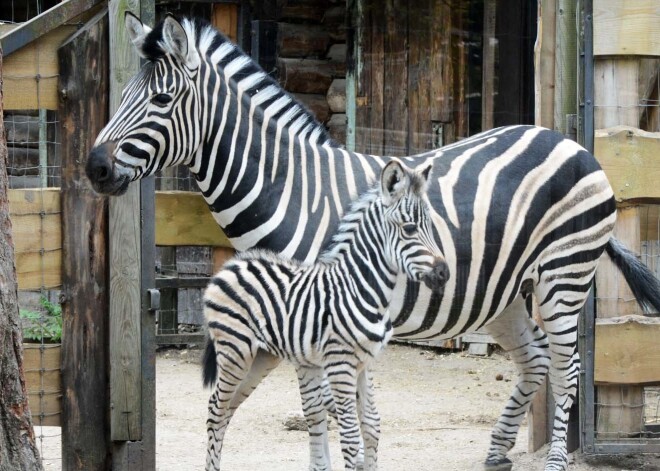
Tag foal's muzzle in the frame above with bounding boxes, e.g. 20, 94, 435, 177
421, 258, 450, 292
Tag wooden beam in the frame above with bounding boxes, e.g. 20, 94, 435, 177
3, 26, 77, 110
594, 59, 641, 129
108, 0, 142, 445
554, 0, 577, 136
58, 8, 111, 470
154, 191, 232, 247
0, 0, 102, 56
594, 0, 660, 57
534, 0, 556, 128
594, 126, 660, 204
595, 315, 660, 385
24, 344, 62, 427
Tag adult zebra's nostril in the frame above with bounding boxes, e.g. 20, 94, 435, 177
95, 164, 111, 182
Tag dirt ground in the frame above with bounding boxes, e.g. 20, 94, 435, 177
39, 343, 660, 470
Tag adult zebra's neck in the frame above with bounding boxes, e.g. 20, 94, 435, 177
181, 22, 386, 261
187, 28, 334, 203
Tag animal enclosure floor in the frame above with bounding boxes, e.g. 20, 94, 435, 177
37, 344, 660, 470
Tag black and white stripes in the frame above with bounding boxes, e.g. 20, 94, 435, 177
86, 15, 660, 471
202, 161, 446, 470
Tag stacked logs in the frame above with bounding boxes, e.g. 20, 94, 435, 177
276, 0, 347, 143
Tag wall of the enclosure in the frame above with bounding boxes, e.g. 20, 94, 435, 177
586, 0, 660, 456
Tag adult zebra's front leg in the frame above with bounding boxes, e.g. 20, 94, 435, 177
483, 295, 551, 471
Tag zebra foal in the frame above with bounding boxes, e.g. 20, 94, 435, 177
202, 161, 448, 470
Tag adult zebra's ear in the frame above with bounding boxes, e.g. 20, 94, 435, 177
381, 160, 409, 206
162, 15, 201, 69
415, 162, 434, 193
125, 12, 152, 57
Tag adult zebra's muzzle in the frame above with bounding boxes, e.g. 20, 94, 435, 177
421, 258, 450, 292
85, 141, 131, 196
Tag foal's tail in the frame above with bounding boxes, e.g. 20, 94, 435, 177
605, 238, 660, 315
202, 336, 217, 388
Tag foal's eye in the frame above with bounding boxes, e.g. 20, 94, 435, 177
402, 223, 417, 235
152, 93, 173, 106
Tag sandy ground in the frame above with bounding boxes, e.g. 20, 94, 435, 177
38, 343, 660, 470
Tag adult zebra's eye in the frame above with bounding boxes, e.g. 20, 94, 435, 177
402, 223, 417, 235
152, 93, 173, 106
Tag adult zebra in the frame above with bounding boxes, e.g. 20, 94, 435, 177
86, 14, 660, 471
204, 161, 446, 471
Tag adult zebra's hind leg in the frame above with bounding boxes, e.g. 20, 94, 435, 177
483, 295, 551, 471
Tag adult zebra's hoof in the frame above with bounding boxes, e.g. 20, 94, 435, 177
484, 457, 513, 471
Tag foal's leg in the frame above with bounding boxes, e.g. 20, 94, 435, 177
297, 366, 332, 471
356, 368, 380, 471
483, 295, 550, 471
206, 335, 257, 471
325, 360, 362, 470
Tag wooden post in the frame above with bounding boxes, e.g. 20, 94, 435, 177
108, 0, 156, 469
529, 0, 556, 452
59, 9, 110, 470
481, 0, 496, 131
108, 0, 142, 444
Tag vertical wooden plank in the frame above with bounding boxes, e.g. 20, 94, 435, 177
59, 9, 111, 471
108, 0, 142, 443
452, 0, 468, 140
382, 0, 407, 156
408, 0, 432, 154
534, 0, 556, 128
429, 0, 453, 144
368, 0, 385, 155
212, 3, 239, 42
554, 0, 577, 135
353, 0, 372, 154
481, 0, 496, 131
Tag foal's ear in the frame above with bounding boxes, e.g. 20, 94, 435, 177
125, 12, 152, 57
380, 160, 409, 206
415, 161, 433, 193
162, 15, 200, 68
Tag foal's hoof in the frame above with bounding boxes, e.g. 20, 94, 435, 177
484, 457, 513, 471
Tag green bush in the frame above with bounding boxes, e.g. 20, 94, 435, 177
20, 296, 62, 343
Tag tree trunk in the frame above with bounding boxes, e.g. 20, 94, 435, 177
0, 50, 43, 471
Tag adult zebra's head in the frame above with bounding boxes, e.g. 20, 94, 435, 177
86, 13, 203, 195
379, 161, 449, 292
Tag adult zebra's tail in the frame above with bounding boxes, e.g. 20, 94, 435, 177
202, 336, 217, 388
605, 237, 660, 314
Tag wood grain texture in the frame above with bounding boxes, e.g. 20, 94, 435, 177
155, 191, 232, 247
594, 0, 660, 56
594, 59, 641, 129
3, 26, 77, 110
58, 8, 111, 470
594, 126, 660, 203
108, 0, 142, 442
212, 3, 238, 42
595, 315, 660, 385
534, 0, 556, 128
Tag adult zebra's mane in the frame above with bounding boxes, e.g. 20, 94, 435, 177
140, 15, 335, 146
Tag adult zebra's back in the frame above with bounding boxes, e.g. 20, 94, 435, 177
86, 14, 660, 471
